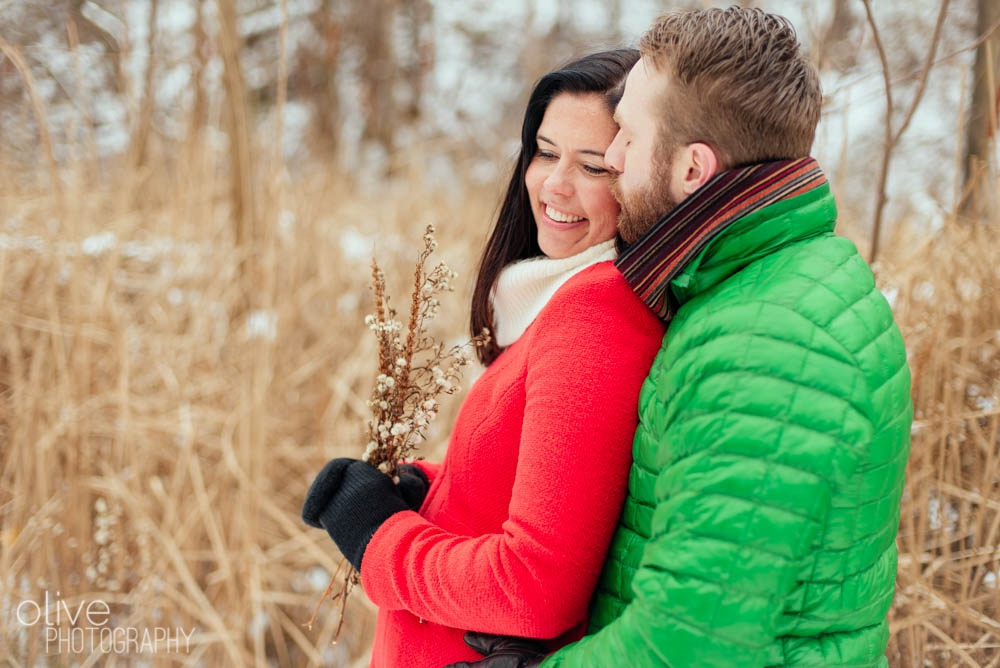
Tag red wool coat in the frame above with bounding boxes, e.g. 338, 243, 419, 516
360, 261, 664, 667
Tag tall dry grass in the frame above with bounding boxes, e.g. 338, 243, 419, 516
0, 143, 998, 667
0, 143, 494, 666
879, 216, 1000, 666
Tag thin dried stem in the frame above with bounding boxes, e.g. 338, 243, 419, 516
0, 36, 60, 197
305, 569, 341, 631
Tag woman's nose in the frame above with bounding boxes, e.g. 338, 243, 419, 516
543, 161, 573, 196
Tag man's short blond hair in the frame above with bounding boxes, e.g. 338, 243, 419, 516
639, 7, 822, 168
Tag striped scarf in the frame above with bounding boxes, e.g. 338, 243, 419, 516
615, 157, 827, 321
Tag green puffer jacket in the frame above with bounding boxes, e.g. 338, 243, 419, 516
543, 184, 912, 667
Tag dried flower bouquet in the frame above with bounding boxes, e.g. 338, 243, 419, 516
307, 224, 489, 639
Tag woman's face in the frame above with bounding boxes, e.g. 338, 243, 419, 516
525, 92, 621, 259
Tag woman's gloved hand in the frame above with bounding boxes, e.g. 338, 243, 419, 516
395, 463, 430, 510
301, 458, 409, 570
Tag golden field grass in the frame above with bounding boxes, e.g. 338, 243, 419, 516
0, 144, 998, 667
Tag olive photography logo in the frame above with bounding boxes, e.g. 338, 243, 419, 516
16, 591, 194, 655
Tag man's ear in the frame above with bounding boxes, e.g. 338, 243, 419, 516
678, 142, 719, 196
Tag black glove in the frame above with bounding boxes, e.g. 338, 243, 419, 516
396, 463, 430, 510
301, 458, 409, 571
443, 632, 547, 668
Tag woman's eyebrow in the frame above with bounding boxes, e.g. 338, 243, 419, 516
537, 134, 606, 158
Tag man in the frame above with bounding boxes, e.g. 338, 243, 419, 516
456, 7, 912, 667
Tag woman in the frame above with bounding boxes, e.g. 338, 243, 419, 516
301, 49, 664, 667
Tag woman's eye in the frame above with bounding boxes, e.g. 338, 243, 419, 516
583, 164, 608, 176
537, 150, 557, 160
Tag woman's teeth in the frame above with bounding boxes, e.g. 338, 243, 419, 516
545, 205, 584, 223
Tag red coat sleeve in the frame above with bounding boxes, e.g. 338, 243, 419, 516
360, 268, 664, 638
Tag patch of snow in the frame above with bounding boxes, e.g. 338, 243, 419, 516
337, 292, 360, 313
880, 285, 899, 309
246, 309, 278, 341
915, 281, 935, 302
975, 395, 998, 413
247, 610, 270, 637
307, 567, 329, 593
957, 277, 981, 301
339, 228, 374, 263
82, 231, 117, 256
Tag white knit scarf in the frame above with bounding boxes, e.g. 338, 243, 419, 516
491, 239, 618, 348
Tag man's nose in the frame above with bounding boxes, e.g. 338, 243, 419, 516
605, 131, 625, 173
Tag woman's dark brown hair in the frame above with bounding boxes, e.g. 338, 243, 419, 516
470, 48, 640, 365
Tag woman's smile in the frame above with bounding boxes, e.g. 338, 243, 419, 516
541, 203, 586, 226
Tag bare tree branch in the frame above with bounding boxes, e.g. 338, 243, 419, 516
863, 0, 951, 263
128, 0, 159, 169
960, 0, 1000, 219
825, 14, 1000, 117
217, 0, 256, 250
893, 0, 950, 144
275, 0, 289, 170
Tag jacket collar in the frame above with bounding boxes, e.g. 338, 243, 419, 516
614, 157, 833, 320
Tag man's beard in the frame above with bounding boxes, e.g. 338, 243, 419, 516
610, 159, 677, 245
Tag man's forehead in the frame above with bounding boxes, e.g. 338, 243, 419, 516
618, 60, 655, 118
615, 65, 642, 121
623, 63, 641, 97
